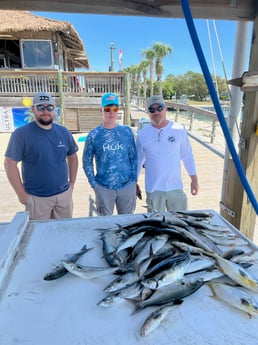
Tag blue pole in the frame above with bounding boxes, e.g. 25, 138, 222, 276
180, 0, 258, 214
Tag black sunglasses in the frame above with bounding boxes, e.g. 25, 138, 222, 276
36, 104, 54, 112
148, 105, 164, 114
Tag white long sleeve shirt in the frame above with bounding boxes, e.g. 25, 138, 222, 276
136, 121, 197, 193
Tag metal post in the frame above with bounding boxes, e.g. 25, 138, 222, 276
109, 42, 116, 72
124, 73, 131, 125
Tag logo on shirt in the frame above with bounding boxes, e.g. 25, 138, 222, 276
103, 143, 124, 151
57, 140, 65, 148
168, 135, 176, 143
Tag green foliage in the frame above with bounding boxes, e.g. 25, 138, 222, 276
162, 72, 228, 101
125, 42, 228, 100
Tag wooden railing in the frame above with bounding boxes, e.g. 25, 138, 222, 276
0, 70, 126, 97
132, 96, 229, 154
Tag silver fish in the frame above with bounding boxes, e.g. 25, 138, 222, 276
185, 255, 216, 274
143, 250, 189, 278
140, 300, 183, 336
141, 251, 191, 290
43, 244, 92, 281
230, 249, 258, 264
133, 277, 204, 313
99, 232, 124, 267
200, 228, 235, 237
211, 254, 258, 292
208, 282, 258, 317
203, 232, 249, 246
172, 243, 258, 291
131, 234, 169, 268
116, 231, 145, 253
176, 210, 213, 218
185, 268, 224, 282
62, 261, 119, 279
162, 214, 189, 227
103, 270, 140, 292
97, 282, 142, 307
172, 241, 207, 255
172, 225, 215, 253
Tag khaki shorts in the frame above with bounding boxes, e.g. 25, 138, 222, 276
25, 187, 73, 220
146, 189, 187, 213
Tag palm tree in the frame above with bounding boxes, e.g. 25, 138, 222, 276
141, 47, 155, 96
138, 60, 149, 98
124, 64, 139, 96
152, 42, 172, 95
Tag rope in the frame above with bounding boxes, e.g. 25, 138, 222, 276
180, 0, 258, 214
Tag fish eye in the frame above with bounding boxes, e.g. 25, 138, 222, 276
241, 298, 250, 306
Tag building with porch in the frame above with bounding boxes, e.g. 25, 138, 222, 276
0, 11, 127, 132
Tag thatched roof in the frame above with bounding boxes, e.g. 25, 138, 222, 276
0, 11, 89, 69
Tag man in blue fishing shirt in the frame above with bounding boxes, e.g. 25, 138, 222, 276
83, 92, 137, 216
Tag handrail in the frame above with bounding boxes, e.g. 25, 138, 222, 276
0, 70, 126, 97
131, 96, 226, 147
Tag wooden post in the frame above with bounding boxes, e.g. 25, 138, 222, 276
175, 108, 179, 122
220, 14, 258, 240
57, 70, 65, 126
211, 120, 216, 144
189, 111, 194, 131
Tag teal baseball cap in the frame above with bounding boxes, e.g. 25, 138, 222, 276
101, 93, 119, 107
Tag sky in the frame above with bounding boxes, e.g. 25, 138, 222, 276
33, 11, 253, 79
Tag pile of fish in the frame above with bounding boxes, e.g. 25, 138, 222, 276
43, 210, 258, 336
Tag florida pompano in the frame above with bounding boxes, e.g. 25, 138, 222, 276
208, 282, 258, 317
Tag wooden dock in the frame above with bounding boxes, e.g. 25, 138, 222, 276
0, 131, 257, 244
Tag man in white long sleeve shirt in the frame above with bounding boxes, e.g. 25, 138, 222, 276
136, 95, 200, 212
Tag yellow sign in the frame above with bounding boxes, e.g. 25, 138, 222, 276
22, 98, 32, 107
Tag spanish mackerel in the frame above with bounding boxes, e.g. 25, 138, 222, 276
43, 244, 92, 281
62, 261, 119, 279
133, 277, 204, 313
140, 300, 184, 336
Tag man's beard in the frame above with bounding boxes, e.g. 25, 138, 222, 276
38, 117, 54, 126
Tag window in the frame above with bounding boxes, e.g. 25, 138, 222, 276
21, 40, 53, 69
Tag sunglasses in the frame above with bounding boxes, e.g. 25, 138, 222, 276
148, 105, 165, 113
36, 104, 55, 112
103, 106, 119, 113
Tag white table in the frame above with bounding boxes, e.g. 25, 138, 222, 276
0, 211, 258, 345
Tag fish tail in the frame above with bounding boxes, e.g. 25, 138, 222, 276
80, 244, 88, 252
130, 302, 144, 315
84, 246, 94, 253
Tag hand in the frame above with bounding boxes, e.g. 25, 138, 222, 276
191, 183, 199, 195
18, 192, 30, 205
136, 184, 142, 200
190, 176, 200, 196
